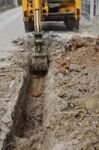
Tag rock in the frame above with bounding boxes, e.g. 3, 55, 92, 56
60, 68, 66, 75
58, 89, 66, 98
1, 112, 11, 124
1, 116, 10, 124
69, 64, 81, 72
95, 45, 99, 52
65, 44, 69, 50
0, 122, 9, 133
85, 93, 99, 112
53, 143, 64, 150
67, 89, 81, 100
83, 70, 88, 76
72, 35, 81, 40
96, 36, 99, 45
67, 102, 75, 109
65, 69, 70, 75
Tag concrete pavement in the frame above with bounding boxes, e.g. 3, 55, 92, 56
0, 7, 25, 59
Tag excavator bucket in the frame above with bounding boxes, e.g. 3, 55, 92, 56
31, 56, 48, 72
31, 32, 48, 73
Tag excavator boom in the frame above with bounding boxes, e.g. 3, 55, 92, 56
31, 0, 48, 72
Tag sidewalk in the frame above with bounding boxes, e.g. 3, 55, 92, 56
79, 16, 99, 37
0, 4, 14, 12
0, 7, 25, 60
94, 17, 99, 26
0, 0, 18, 12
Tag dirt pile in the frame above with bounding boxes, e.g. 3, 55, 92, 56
2, 35, 99, 150
43, 36, 99, 149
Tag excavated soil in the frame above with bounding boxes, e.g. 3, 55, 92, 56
1, 35, 99, 150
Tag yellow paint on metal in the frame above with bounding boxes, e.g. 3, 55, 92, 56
33, 0, 42, 10
75, 0, 80, 19
22, 0, 80, 28
57, 1, 75, 14
75, 0, 80, 9
33, 0, 42, 32
22, 0, 27, 11
42, 1, 48, 15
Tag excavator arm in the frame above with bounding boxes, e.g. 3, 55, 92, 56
33, 0, 42, 33
33, 0, 43, 52
31, 0, 48, 72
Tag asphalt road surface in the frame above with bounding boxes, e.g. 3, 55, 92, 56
0, 7, 25, 59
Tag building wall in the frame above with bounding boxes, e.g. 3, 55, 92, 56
96, 0, 99, 16
81, 0, 99, 19
0, 0, 17, 11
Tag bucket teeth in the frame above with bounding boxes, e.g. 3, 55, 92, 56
31, 32, 47, 73
31, 56, 48, 73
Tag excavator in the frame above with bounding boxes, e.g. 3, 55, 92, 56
22, 0, 80, 72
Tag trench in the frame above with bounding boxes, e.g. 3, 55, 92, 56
2, 72, 46, 150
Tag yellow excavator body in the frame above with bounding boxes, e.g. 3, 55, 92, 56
22, 0, 80, 32
22, 0, 80, 72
